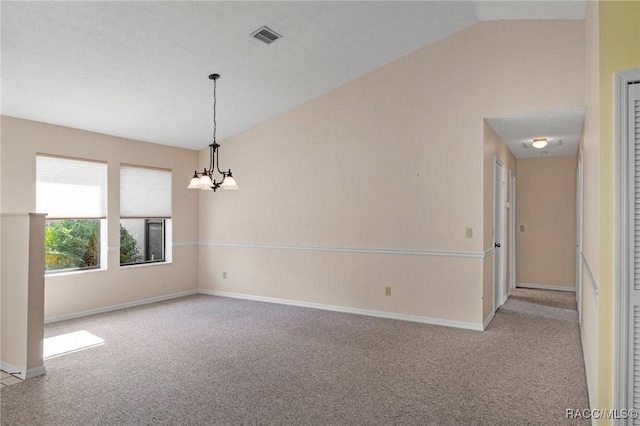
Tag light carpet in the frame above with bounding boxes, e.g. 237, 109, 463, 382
1, 289, 589, 425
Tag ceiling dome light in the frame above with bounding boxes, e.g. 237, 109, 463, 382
532, 138, 548, 149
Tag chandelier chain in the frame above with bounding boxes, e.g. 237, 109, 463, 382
212, 77, 217, 143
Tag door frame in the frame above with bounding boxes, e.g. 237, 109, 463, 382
614, 68, 640, 419
493, 157, 506, 311
576, 151, 583, 322
509, 171, 516, 292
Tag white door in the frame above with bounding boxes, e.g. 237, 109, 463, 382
626, 81, 640, 425
494, 159, 506, 311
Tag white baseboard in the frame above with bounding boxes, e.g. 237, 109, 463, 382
26, 366, 46, 379
517, 283, 576, 292
483, 311, 495, 330
41, 286, 486, 333
44, 289, 199, 324
0, 362, 46, 380
580, 326, 597, 423
198, 289, 484, 331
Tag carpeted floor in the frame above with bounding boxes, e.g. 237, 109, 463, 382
1, 289, 589, 425
504, 287, 580, 322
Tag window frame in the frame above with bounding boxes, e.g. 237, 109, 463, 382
44, 218, 108, 275
119, 218, 170, 267
37, 154, 108, 275
119, 164, 173, 268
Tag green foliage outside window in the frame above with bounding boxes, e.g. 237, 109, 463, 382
45, 219, 100, 271
120, 224, 143, 265
44, 220, 142, 271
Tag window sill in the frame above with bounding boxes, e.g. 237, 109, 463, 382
45, 267, 107, 278
120, 261, 173, 270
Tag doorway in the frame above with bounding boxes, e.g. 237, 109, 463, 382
509, 171, 517, 292
494, 158, 507, 311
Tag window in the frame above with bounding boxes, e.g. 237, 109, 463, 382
45, 219, 101, 271
36, 155, 107, 273
120, 165, 172, 266
120, 219, 165, 264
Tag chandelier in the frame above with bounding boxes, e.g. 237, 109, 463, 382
187, 73, 238, 191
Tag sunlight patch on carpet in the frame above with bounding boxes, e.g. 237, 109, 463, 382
44, 330, 104, 359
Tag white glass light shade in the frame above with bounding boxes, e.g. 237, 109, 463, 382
532, 138, 548, 149
198, 174, 213, 188
187, 176, 200, 189
220, 175, 239, 190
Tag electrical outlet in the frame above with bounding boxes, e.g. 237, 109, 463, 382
520, 225, 525, 232
385, 286, 391, 296
466, 227, 473, 238
222, 272, 227, 279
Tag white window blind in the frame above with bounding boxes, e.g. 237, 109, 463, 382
633, 86, 640, 292
630, 82, 640, 422
120, 166, 172, 218
36, 155, 107, 219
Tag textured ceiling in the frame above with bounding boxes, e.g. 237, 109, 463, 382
1, 1, 587, 150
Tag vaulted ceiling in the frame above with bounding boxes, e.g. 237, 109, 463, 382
1, 1, 587, 151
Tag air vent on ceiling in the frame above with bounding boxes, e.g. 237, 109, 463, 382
251, 26, 282, 45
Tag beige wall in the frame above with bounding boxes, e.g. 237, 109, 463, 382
1, 215, 31, 371
483, 122, 517, 321
516, 157, 577, 289
593, 0, 640, 417
0, 117, 200, 318
26, 214, 45, 375
1, 213, 45, 378
198, 20, 585, 326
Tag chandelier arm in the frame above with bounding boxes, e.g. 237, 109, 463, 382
216, 146, 225, 175
208, 143, 215, 174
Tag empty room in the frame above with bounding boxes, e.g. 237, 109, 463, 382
1, 1, 639, 425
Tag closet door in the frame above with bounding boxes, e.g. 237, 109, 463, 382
628, 81, 640, 425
